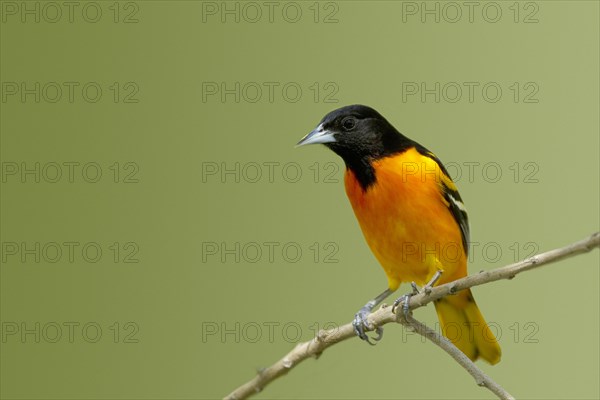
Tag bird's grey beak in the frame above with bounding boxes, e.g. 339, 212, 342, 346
296, 124, 336, 147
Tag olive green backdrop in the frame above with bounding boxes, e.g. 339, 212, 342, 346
1, 1, 599, 399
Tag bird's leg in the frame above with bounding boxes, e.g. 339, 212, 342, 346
353, 288, 394, 345
422, 269, 443, 294
392, 270, 443, 318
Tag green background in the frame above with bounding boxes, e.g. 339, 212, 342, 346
1, 1, 599, 399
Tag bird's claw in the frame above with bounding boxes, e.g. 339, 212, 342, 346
352, 308, 383, 345
392, 272, 443, 319
391, 293, 412, 320
391, 279, 420, 318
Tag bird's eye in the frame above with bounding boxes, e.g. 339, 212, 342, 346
342, 117, 356, 131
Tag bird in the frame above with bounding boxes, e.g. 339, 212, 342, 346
296, 105, 501, 364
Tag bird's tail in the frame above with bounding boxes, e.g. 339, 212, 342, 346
433, 288, 501, 364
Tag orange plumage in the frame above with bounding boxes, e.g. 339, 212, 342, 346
345, 148, 501, 364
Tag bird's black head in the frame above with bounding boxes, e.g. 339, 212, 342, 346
297, 105, 413, 189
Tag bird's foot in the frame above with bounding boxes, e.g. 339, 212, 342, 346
352, 305, 383, 345
391, 293, 413, 320
391, 271, 443, 319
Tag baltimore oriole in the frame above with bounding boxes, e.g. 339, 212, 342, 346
297, 105, 501, 364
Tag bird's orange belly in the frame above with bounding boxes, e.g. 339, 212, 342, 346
344, 151, 466, 291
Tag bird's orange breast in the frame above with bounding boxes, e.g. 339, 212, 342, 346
344, 147, 467, 290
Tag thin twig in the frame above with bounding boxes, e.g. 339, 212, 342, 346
225, 232, 599, 400
400, 314, 515, 400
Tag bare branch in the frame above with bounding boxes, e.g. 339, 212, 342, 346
400, 314, 515, 400
225, 232, 599, 400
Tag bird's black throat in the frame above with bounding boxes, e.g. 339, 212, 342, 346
328, 129, 415, 192
344, 155, 377, 191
